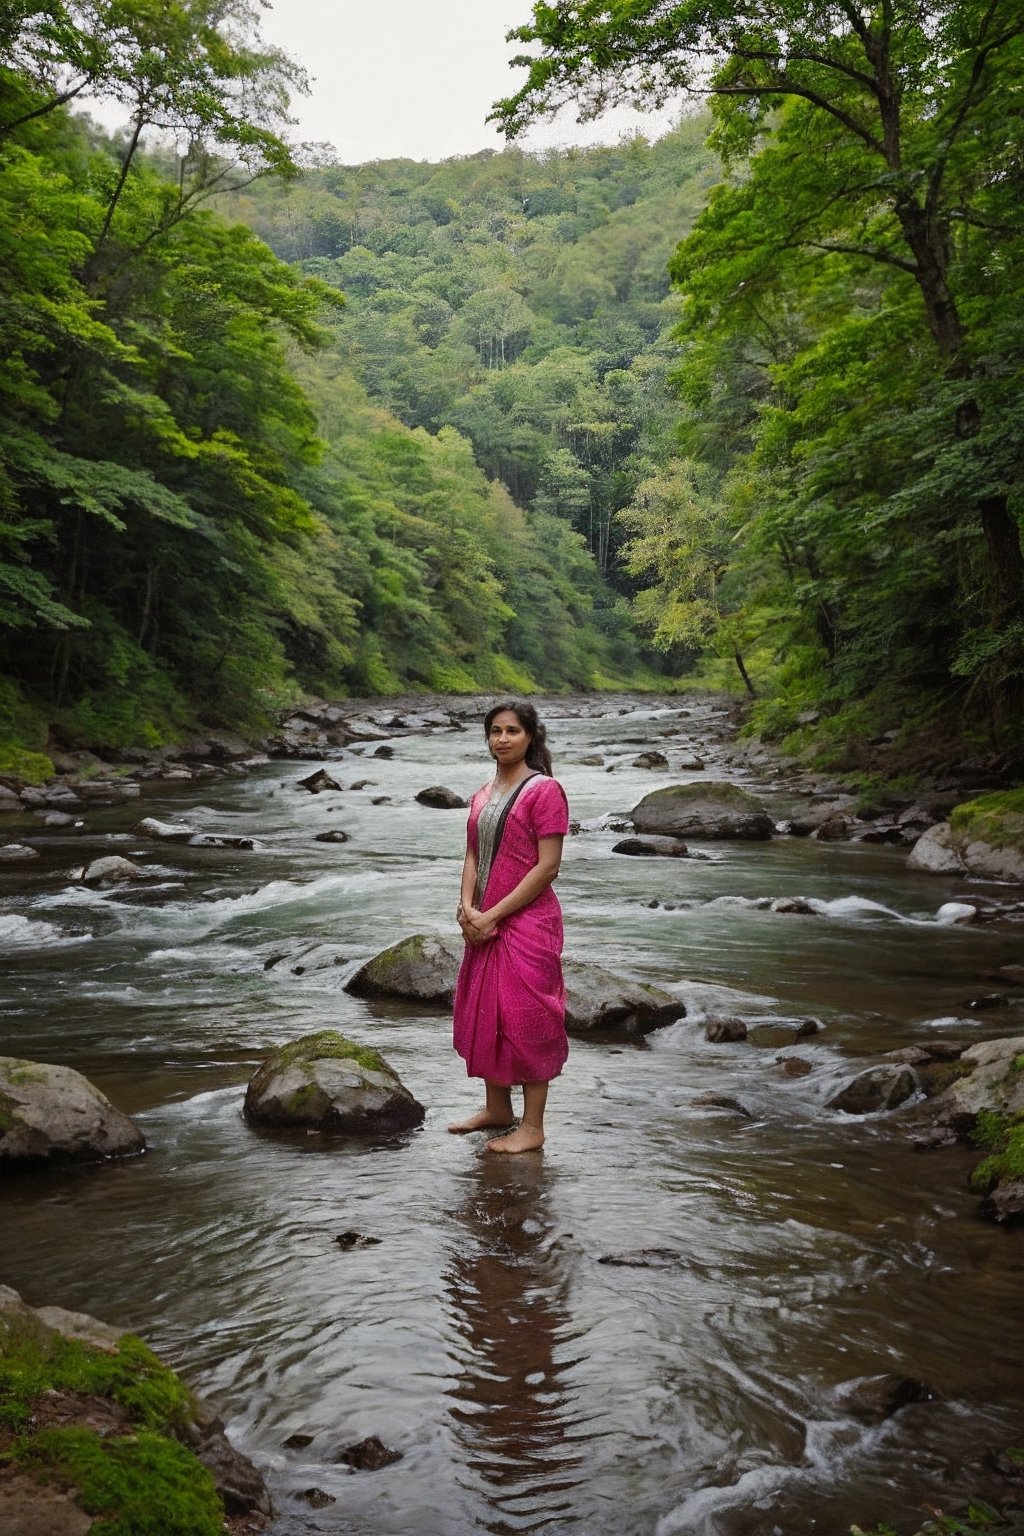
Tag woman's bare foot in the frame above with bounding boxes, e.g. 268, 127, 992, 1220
447, 1110, 515, 1134
485, 1124, 544, 1154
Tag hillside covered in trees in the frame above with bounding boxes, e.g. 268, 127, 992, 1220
1, 3, 703, 776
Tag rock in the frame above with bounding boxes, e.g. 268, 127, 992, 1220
314, 829, 350, 843
632, 750, 669, 769
788, 798, 858, 836
811, 815, 855, 841
244, 1031, 425, 1135
334, 1231, 382, 1250
38, 811, 76, 827
907, 822, 966, 875
562, 959, 684, 1037
704, 1017, 748, 1043
0, 785, 23, 813
779, 1057, 814, 1077
598, 1249, 683, 1268
834, 1373, 936, 1422
770, 897, 818, 914
71, 780, 140, 802
296, 768, 343, 793
338, 1434, 402, 1471
349, 779, 376, 790
691, 1092, 753, 1118
937, 902, 978, 924
0, 1057, 145, 1164
927, 1035, 1024, 1121
132, 816, 256, 849
415, 785, 467, 809
0, 843, 39, 862
612, 835, 689, 858
372, 744, 394, 758
300, 1488, 336, 1507
284, 1432, 315, 1449
828, 1064, 919, 1115
82, 855, 146, 886
631, 781, 773, 841
346, 933, 462, 1005
677, 756, 706, 771
133, 816, 198, 842
0, 1286, 271, 1525
980, 1178, 1024, 1224
579, 754, 605, 766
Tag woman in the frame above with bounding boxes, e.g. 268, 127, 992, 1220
447, 701, 569, 1153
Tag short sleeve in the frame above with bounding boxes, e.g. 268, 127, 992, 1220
529, 777, 569, 839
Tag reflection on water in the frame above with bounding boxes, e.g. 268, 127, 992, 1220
445, 1157, 585, 1533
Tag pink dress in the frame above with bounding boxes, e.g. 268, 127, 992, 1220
452, 775, 570, 1085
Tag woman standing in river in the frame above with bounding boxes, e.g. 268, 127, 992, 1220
447, 701, 570, 1153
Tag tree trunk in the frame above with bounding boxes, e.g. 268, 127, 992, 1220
734, 647, 757, 698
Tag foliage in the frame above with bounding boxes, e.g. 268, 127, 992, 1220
969, 1111, 1024, 1193
492, 0, 1024, 750
949, 791, 1024, 849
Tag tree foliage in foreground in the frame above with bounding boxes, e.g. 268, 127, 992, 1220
496, 0, 1024, 746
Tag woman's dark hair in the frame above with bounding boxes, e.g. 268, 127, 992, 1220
483, 700, 553, 776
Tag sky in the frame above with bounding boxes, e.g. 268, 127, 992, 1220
255, 0, 682, 165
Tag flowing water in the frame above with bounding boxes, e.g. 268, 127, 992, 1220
2, 698, 1023, 1536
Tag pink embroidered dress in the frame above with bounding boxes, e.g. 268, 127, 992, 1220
452, 774, 570, 1085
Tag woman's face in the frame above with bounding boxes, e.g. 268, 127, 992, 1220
488, 709, 530, 769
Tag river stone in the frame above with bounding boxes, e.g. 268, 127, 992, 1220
346, 933, 461, 1004
0, 843, 39, 861
82, 855, 146, 886
770, 897, 818, 914
612, 835, 689, 858
0, 1057, 145, 1164
134, 816, 199, 841
980, 1177, 1024, 1224
314, 828, 350, 843
338, 1434, 402, 1471
631, 781, 773, 841
828, 1064, 919, 1115
562, 960, 684, 1036
415, 785, 467, 809
833, 1373, 935, 1422
296, 768, 342, 793
244, 1031, 425, 1135
926, 1035, 1024, 1121
632, 750, 669, 769
691, 1092, 753, 1118
704, 1017, 748, 1043
0, 785, 22, 813
907, 822, 966, 875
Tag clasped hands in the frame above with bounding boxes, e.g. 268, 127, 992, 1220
457, 902, 499, 946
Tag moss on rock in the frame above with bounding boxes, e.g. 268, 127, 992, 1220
950, 788, 1024, 851
0, 1307, 252, 1536
264, 1030, 387, 1077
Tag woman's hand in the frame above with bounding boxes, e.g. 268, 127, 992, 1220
460, 904, 498, 945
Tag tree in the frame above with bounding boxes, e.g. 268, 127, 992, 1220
493, 0, 1024, 636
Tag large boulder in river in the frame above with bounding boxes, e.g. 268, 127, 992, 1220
612, 835, 690, 858
828, 1063, 919, 1115
0, 1056, 145, 1164
925, 1035, 1024, 1123
908, 792, 1024, 883
346, 933, 461, 1004
631, 781, 773, 840
415, 785, 467, 809
0, 1285, 271, 1529
562, 960, 684, 1037
244, 1031, 424, 1135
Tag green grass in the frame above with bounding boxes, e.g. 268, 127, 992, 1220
0, 1330, 194, 1434
969, 1111, 1024, 1193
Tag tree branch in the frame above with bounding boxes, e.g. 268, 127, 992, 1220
805, 239, 918, 273
0, 75, 94, 138
711, 82, 885, 156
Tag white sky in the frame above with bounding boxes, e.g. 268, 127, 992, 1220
257, 0, 680, 164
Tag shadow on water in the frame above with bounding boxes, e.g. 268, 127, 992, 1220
444, 1154, 588, 1534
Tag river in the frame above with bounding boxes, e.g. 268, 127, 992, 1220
2, 696, 1023, 1535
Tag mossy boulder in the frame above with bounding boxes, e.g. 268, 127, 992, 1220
631, 781, 773, 840
345, 933, 461, 1005
0, 1058, 145, 1166
244, 1031, 424, 1136
908, 790, 1024, 883
0, 1286, 271, 1533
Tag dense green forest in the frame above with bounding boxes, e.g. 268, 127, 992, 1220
2, 0, 1023, 779
0, 2, 672, 777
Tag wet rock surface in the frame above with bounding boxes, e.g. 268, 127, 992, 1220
612, 834, 690, 858
562, 960, 684, 1037
346, 933, 462, 1005
0, 1057, 145, 1165
244, 1031, 425, 1136
833, 1373, 936, 1422
829, 1064, 919, 1114
631, 780, 774, 840
415, 785, 467, 808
